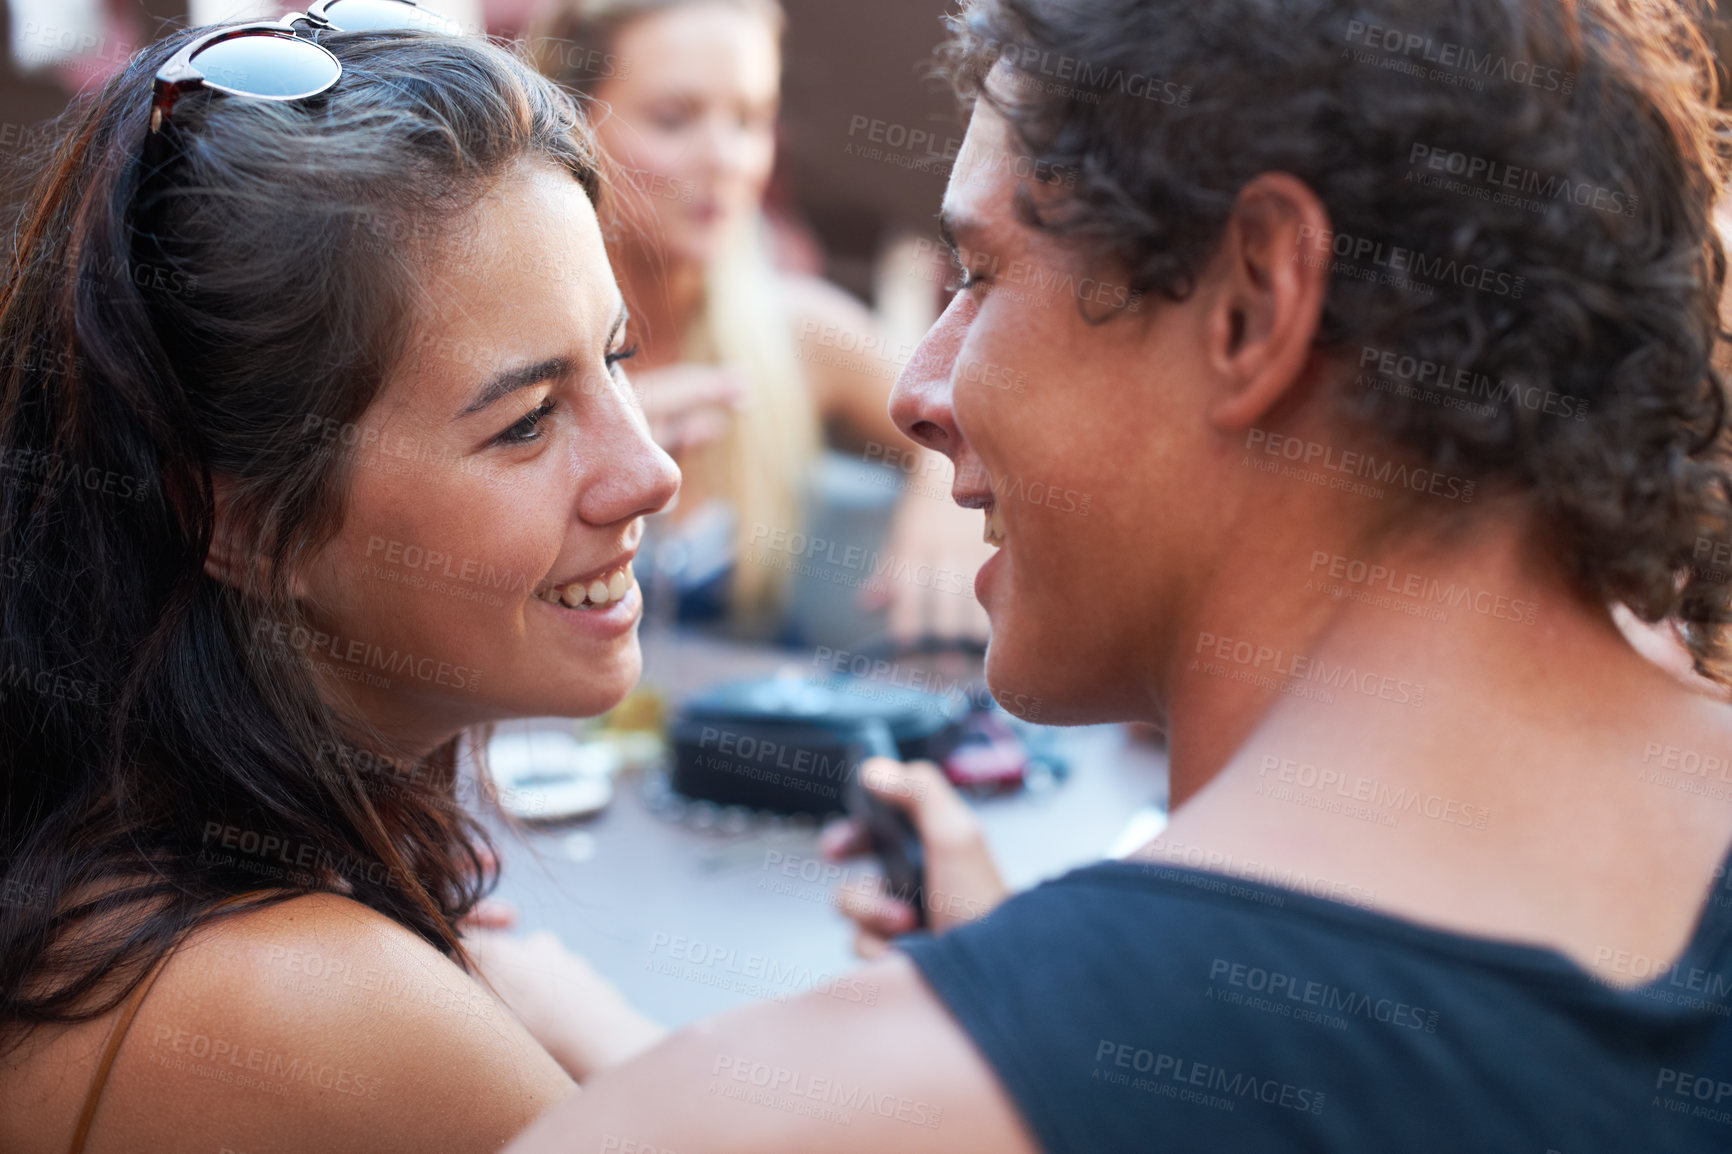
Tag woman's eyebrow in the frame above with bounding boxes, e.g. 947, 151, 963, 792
455, 356, 571, 419
453, 302, 627, 420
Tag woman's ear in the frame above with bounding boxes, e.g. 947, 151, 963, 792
205, 477, 313, 599
1202, 172, 1333, 433
203, 474, 249, 590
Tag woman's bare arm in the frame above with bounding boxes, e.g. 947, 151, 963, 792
92, 892, 575, 1154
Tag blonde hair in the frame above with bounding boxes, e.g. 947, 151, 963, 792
527, 0, 817, 629
679, 215, 819, 628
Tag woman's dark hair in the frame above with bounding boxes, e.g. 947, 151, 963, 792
0, 27, 601, 1049
942, 0, 1732, 681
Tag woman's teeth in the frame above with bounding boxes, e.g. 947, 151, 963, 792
536, 562, 635, 610
983, 504, 1007, 546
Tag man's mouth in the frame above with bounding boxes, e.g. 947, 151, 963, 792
983, 503, 1006, 547
533, 561, 636, 610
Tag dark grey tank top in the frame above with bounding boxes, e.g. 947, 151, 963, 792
899, 850, 1732, 1153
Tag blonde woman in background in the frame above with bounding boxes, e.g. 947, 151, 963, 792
528, 0, 992, 643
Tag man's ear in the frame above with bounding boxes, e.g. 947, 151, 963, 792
205, 477, 312, 599
1201, 172, 1332, 432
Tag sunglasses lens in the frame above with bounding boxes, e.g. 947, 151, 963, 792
191, 34, 341, 98
320, 0, 463, 34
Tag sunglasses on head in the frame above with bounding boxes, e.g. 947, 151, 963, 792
150, 0, 462, 133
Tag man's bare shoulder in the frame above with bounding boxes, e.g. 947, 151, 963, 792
91, 891, 573, 1154
505, 950, 1039, 1154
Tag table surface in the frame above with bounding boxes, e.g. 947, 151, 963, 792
485, 626, 1170, 1029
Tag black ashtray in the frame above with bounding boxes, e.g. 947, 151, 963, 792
668, 676, 967, 817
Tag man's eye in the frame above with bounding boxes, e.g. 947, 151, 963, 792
946, 260, 986, 294
494, 399, 556, 447
944, 249, 988, 295
607, 343, 640, 374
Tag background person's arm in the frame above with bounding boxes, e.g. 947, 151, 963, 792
622, 362, 748, 464
790, 274, 909, 456
466, 923, 669, 1083
502, 952, 1040, 1154
790, 277, 995, 644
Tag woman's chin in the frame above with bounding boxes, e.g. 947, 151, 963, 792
573, 667, 641, 720
513, 651, 642, 721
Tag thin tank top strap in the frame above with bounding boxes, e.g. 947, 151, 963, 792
67, 892, 274, 1154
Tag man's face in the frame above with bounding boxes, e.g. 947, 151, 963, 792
889, 94, 1233, 726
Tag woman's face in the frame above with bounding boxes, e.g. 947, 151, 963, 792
289, 160, 680, 749
591, 2, 781, 266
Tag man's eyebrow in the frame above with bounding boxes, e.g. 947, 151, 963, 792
938, 209, 995, 260
453, 302, 627, 420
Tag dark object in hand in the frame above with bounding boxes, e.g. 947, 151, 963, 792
847, 720, 928, 930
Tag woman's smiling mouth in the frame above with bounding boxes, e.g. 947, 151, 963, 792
534, 561, 636, 610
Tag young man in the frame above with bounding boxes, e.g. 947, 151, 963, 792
508, 0, 1732, 1149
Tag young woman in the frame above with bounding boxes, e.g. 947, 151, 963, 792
528, 0, 992, 643
0, 14, 675, 1152
507, 0, 1732, 1151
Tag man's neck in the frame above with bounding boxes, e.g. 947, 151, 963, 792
1158, 499, 1642, 808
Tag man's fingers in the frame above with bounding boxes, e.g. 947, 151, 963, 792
835, 879, 918, 937
852, 928, 893, 960
859, 757, 951, 823
818, 816, 871, 860
861, 756, 989, 863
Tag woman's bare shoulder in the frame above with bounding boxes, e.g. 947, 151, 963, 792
6, 891, 573, 1154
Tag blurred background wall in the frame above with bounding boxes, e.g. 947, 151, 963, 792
6, 0, 1729, 303
0, 0, 964, 308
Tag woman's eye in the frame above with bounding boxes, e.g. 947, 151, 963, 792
649, 103, 696, 133
494, 398, 556, 447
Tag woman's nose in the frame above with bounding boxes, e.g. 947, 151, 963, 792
584, 379, 681, 526
689, 117, 731, 174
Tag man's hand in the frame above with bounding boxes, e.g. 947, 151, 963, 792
821, 757, 1010, 957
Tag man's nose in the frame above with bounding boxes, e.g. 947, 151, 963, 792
889, 290, 977, 459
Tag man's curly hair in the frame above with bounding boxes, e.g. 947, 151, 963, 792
942, 0, 1732, 683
